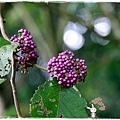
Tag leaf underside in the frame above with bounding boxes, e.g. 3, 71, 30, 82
30, 78, 88, 118
0, 42, 19, 83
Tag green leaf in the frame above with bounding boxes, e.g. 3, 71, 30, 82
0, 42, 19, 77
0, 77, 6, 84
58, 87, 88, 118
30, 78, 88, 118
0, 37, 10, 47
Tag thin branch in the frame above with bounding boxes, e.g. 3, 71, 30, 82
0, 4, 22, 118
0, 4, 9, 41
34, 64, 48, 71
10, 54, 22, 118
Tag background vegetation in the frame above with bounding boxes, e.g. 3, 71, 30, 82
0, 2, 120, 118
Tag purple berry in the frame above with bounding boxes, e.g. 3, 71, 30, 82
10, 29, 39, 73
47, 50, 87, 87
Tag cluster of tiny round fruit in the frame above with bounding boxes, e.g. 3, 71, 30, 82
10, 29, 39, 73
47, 50, 87, 87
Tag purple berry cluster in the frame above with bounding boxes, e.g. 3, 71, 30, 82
10, 29, 39, 73
47, 50, 87, 87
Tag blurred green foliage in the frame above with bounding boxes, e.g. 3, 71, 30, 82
0, 2, 120, 118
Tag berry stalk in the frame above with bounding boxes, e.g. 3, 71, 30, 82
34, 64, 47, 71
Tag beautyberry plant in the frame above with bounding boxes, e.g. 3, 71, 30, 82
47, 50, 87, 87
0, 2, 106, 117
10, 29, 39, 73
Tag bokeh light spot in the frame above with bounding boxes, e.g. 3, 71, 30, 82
63, 21, 86, 50
63, 29, 84, 50
94, 17, 111, 37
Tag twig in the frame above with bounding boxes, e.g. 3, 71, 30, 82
0, 4, 9, 41
34, 64, 48, 71
0, 4, 22, 118
10, 54, 22, 118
